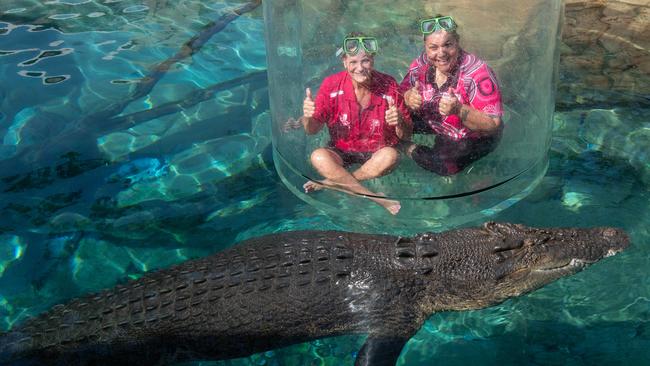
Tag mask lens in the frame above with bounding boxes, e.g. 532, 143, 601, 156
421, 19, 436, 34
362, 38, 378, 54
344, 38, 360, 55
438, 17, 455, 30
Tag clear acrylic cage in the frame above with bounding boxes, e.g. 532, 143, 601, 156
263, 0, 564, 231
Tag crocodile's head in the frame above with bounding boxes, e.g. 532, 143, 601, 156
415, 222, 629, 311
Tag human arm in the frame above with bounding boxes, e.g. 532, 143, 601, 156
457, 104, 501, 132
439, 87, 501, 133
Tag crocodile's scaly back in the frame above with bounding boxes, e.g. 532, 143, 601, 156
0, 231, 420, 365
0, 223, 629, 366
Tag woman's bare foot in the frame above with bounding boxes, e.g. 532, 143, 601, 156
303, 179, 329, 193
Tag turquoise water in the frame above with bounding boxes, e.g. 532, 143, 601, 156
1, 1, 649, 365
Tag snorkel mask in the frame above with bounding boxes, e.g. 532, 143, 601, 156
420, 16, 457, 34
339, 36, 379, 56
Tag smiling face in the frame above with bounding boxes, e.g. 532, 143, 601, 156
342, 51, 374, 85
423, 31, 460, 75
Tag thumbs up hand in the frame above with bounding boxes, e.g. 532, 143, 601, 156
404, 80, 423, 110
385, 97, 399, 127
439, 87, 459, 116
303, 88, 315, 118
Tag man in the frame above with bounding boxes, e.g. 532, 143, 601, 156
301, 34, 412, 215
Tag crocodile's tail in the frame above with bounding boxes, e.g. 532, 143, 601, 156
0, 330, 40, 366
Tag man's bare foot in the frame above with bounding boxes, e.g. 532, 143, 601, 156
303, 182, 400, 215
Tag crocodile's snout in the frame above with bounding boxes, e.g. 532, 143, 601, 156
600, 227, 629, 257
601, 227, 629, 246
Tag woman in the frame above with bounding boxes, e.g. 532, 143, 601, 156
300, 33, 412, 215
400, 16, 503, 176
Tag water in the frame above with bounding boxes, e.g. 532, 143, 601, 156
1, 1, 649, 365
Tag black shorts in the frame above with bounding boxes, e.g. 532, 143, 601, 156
410, 133, 500, 176
327, 147, 373, 167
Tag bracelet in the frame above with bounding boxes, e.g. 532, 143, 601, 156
460, 105, 470, 121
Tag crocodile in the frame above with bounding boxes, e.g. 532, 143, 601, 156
0, 222, 629, 366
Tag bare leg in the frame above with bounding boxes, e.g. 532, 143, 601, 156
305, 147, 401, 215
303, 149, 344, 193
304, 146, 400, 191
